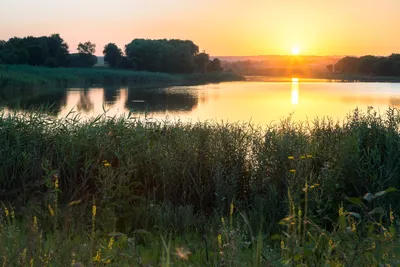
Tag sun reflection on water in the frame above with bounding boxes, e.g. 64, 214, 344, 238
291, 77, 299, 105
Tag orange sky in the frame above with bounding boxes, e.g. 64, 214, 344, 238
0, 0, 399, 56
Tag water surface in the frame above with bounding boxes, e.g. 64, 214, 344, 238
3, 79, 400, 125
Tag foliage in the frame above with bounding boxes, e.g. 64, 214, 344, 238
1, 108, 400, 265
103, 43, 123, 68
0, 34, 70, 67
334, 54, 400, 76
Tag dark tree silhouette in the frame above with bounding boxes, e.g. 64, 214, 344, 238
103, 43, 123, 68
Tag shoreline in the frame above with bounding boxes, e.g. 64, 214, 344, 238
244, 74, 400, 83
0, 64, 245, 89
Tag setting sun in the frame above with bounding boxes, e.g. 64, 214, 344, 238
291, 47, 300, 55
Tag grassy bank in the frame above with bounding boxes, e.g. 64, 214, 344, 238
0, 64, 244, 89
1, 108, 400, 265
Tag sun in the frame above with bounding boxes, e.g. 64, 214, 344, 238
291, 46, 300, 55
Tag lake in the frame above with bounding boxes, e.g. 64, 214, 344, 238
3, 78, 400, 125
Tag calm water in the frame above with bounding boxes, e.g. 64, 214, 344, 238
4, 79, 400, 125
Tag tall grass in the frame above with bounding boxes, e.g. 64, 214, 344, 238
0, 64, 244, 89
0, 107, 400, 265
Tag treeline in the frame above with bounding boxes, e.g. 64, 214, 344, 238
104, 39, 222, 73
330, 54, 400, 76
0, 34, 223, 74
0, 34, 97, 68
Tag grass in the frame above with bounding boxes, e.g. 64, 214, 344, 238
0, 107, 400, 265
0, 64, 244, 89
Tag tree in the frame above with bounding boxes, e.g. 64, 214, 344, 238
78, 41, 96, 55
72, 41, 97, 67
46, 34, 69, 67
208, 58, 223, 72
357, 55, 379, 75
103, 43, 122, 68
194, 53, 209, 73
125, 39, 199, 73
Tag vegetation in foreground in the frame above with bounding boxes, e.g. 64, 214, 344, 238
1, 108, 400, 266
0, 64, 244, 89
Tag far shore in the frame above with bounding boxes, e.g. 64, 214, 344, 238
0, 64, 245, 89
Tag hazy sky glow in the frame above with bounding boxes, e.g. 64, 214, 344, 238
0, 0, 399, 56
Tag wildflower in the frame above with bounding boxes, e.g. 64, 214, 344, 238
338, 206, 344, 217
221, 217, 225, 226
92, 204, 97, 218
48, 204, 55, 217
11, 209, 15, 220
288, 156, 294, 160
217, 234, 222, 249
103, 160, 111, 167
30, 259, 34, 267
175, 247, 192, 260
303, 181, 308, 192
306, 154, 313, 158
310, 183, 320, 189
54, 177, 59, 190
107, 237, 114, 250
351, 221, 356, 232
20, 248, 27, 266
372, 242, 376, 249
93, 249, 101, 262
289, 169, 296, 173
68, 199, 82, 206
4, 207, 9, 217
280, 240, 285, 249
328, 239, 334, 251
33, 216, 38, 231
300, 155, 306, 159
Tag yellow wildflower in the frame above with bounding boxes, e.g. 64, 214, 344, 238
221, 217, 225, 226
92, 204, 97, 218
54, 177, 59, 190
306, 154, 313, 158
4, 207, 9, 217
48, 204, 55, 217
288, 156, 294, 160
217, 234, 222, 248
351, 221, 356, 232
303, 181, 308, 192
280, 240, 285, 249
310, 183, 320, 189
289, 169, 296, 173
68, 199, 82, 206
300, 155, 306, 159
93, 249, 101, 262
338, 207, 344, 217
230, 202, 234, 217
11, 209, 15, 220
328, 239, 334, 250
33, 216, 38, 231
108, 237, 114, 250
103, 160, 111, 167
372, 242, 376, 249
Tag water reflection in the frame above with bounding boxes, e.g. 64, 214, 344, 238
291, 78, 299, 105
2, 80, 400, 125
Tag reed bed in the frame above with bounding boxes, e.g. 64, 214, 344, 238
0, 107, 399, 265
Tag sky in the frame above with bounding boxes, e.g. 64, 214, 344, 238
0, 0, 399, 56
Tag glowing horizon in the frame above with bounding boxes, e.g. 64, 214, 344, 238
0, 0, 399, 56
